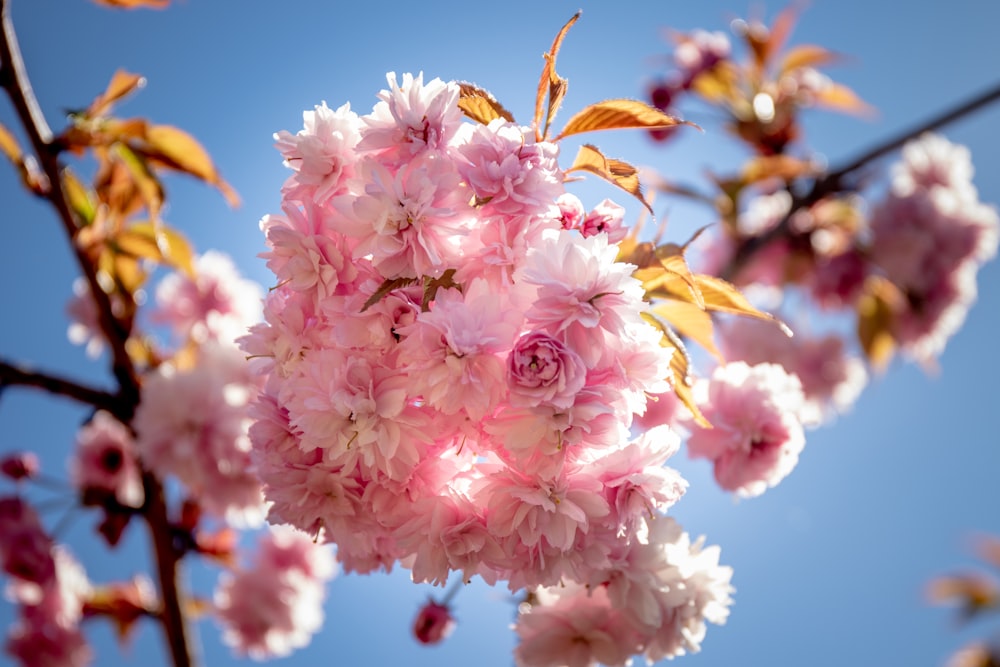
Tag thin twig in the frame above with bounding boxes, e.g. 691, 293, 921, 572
723, 81, 1000, 280
0, 358, 121, 415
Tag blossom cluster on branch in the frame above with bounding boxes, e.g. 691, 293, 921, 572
0, 3, 998, 667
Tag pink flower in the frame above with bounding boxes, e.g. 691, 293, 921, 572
507, 331, 587, 410
358, 72, 464, 161
0, 496, 55, 587
412, 600, 456, 645
457, 120, 563, 219
274, 100, 361, 204
215, 525, 337, 659
1, 452, 38, 482
514, 584, 639, 667
399, 280, 521, 420
687, 362, 806, 497
521, 230, 646, 367
337, 155, 473, 279
556, 193, 585, 231
133, 343, 264, 524
152, 251, 263, 346
580, 199, 627, 243
259, 204, 357, 303
71, 411, 144, 509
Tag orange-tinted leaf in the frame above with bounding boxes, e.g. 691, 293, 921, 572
857, 276, 901, 370
656, 249, 703, 307
456, 82, 515, 125
779, 44, 839, 76
693, 274, 786, 327
764, 5, 799, 65
87, 70, 145, 118
557, 99, 691, 140
114, 143, 165, 221
92, 0, 169, 8
566, 144, 652, 213
362, 276, 418, 312
690, 62, 741, 105
129, 221, 196, 277
534, 12, 580, 140
976, 535, 1000, 570
142, 124, 240, 207
815, 82, 874, 116
184, 596, 213, 621
641, 312, 711, 428
61, 169, 97, 225
741, 155, 819, 184
0, 122, 22, 164
653, 300, 723, 362
422, 269, 460, 310
927, 573, 1000, 619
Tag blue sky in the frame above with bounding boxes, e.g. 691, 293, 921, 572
1, 1, 999, 666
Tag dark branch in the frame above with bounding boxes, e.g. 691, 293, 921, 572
0, 359, 120, 414
0, 0, 140, 415
723, 81, 1000, 281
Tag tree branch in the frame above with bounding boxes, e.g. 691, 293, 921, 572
0, 359, 121, 414
1, 2, 194, 666
0, 0, 139, 414
722, 81, 1000, 281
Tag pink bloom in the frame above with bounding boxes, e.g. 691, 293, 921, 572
5, 610, 91, 667
507, 331, 587, 410
412, 600, 456, 645
133, 343, 264, 524
358, 72, 464, 161
71, 411, 144, 509
259, 203, 358, 303
514, 584, 640, 667
274, 101, 361, 204
337, 155, 473, 279
674, 29, 730, 74
1, 453, 38, 482
457, 119, 563, 219
399, 280, 521, 420
556, 193, 585, 230
719, 318, 867, 426
152, 251, 263, 346
521, 230, 646, 367
215, 525, 336, 659
581, 199, 627, 243
283, 348, 424, 481
0, 496, 55, 587
687, 362, 806, 497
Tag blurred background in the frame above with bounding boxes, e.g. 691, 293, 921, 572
1, 1, 998, 665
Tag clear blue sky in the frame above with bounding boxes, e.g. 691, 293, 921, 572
1, 1, 999, 666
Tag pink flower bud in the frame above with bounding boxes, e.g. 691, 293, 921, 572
1, 452, 38, 481
412, 600, 455, 645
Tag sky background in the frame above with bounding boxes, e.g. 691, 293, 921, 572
1, 1, 999, 666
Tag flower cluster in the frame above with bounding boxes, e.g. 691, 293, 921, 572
214, 525, 337, 659
244, 72, 731, 664
868, 133, 999, 364
1, 499, 92, 667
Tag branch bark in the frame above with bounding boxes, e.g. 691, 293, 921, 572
0, 359, 121, 415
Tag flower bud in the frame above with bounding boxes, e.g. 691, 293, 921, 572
412, 600, 455, 645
